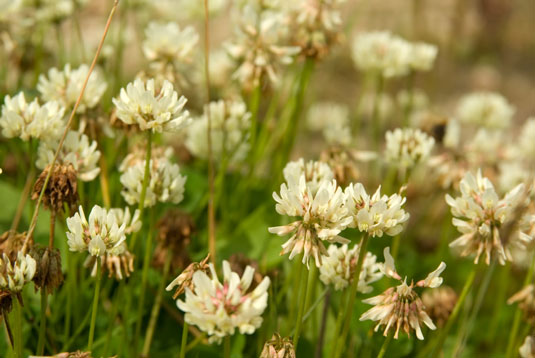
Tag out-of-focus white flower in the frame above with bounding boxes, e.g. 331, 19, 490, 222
282, 158, 334, 195
143, 21, 199, 63
176, 260, 270, 344
345, 183, 410, 237
514, 117, 535, 162
498, 162, 530, 193
384, 128, 435, 169
443, 119, 461, 150
151, 0, 226, 20
445, 169, 527, 265
408, 42, 438, 72
465, 128, 504, 166
36, 130, 101, 181
0, 252, 36, 293
306, 102, 349, 132
0, 0, 22, 22
520, 336, 535, 358
269, 175, 352, 267
0, 92, 65, 141
113, 78, 191, 132
323, 123, 352, 147
226, 5, 300, 90
32, 0, 75, 23
119, 147, 187, 207
457, 92, 515, 129
37, 64, 107, 113
319, 244, 383, 292
66, 205, 128, 257
185, 99, 251, 164
357, 92, 394, 121
351, 31, 411, 78
360, 247, 446, 340
397, 89, 429, 113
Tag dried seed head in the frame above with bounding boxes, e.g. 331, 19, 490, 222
153, 209, 195, 271
32, 163, 79, 214
30, 245, 64, 294
0, 230, 32, 262
421, 286, 458, 327
260, 333, 296, 358
166, 254, 210, 299
508, 284, 535, 324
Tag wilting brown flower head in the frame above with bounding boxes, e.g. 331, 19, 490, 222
166, 254, 210, 299
260, 333, 296, 358
421, 286, 458, 327
508, 284, 535, 324
84, 249, 135, 281
31, 245, 64, 294
153, 209, 195, 271
32, 163, 79, 214
0, 230, 32, 262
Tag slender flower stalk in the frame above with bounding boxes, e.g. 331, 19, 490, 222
180, 321, 189, 358
293, 259, 312, 347
377, 333, 393, 358
87, 258, 102, 351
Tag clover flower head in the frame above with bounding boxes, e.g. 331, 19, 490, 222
457, 92, 515, 129
345, 183, 410, 237
520, 336, 535, 358
113, 78, 192, 132
176, 260, 270, 343
185, 99, 251, 164
445, 169, 527, 265
385, 128, 435, 169
283, 158, 334, 195
508, 284, 535, 325
408, 42, 438, 71
0, 92, 65, 141
360, 247, 446, 340
66, 205, 127, 257
319, 243, 383, 292
269, 175, 352, 267
0, 252, 37, 293
143, 21, 199, 63
306, 102, 349, 132
36, 130, 101, 181
37, 64, 107, 113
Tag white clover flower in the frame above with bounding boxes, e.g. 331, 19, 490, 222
498, 162, 530, 193
351, 31, 411, 78
384, 128, 435, 169
319, 244, 383, 292
226, 5, 300, 90
66, 205, 128, 257
33, 0, 75, 23
445, 169, 527, 265
408, 42, 438, 72
143, 21, 199, 63
0, 252, 37, 293
306, 102, 349, 132
185, 99, 251, 164
119, 148, 187, 208
282, 158, 334, 195
515, 117, 535, 161
443, 119, 461, 150
360, 247, 446, 340
113, 78, 191, 132
269, 176, 352, 267
457, 92, 515, 129
520, 336, 535, 358
36, 130, 101, 181
0, 92, 65, 141
176, 260, 270, 344
345, 183, 410, 237
323, 123, 352, 147
357, 92, 395, 120
37, 64, 107, 113
108, 207, 142, 234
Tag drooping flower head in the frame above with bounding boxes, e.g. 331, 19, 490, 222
319, 243, 383, 292
0, 92, 65, 141
360, 247, 446, 340
345, 183, 410, 238
445, 169, 527, 265
175, 260, 270, 343
113, 78, 192, 132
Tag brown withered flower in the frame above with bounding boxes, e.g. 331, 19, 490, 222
166, 254, 210, 299
30, 245, 64, 294
32, 163, 78, 214
508, 284, 535, 324
260, 333, 296, 358
0, 230, 32, 261
84, 247, 135, 280
421, 286, 458, 327
153, 209, 195, 272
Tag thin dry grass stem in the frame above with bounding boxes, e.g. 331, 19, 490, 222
21, 0, 120, 254
204, 0, 216, 265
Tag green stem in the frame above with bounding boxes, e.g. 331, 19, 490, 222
179, 321, 188, 358
11, 298, 22, 358
87, 258, 102, 351
248, 83, 262, 157
293, 262, 312, 348
505, 253, 535, 358
371, 74, 385, 149
330, 290, 348, 357
402, 71, 415, 127
36, 288, 48, 355
377, 333, 393, 358
224, 335, 231, 358
315, 289, 331, 358
129, 131, 152, 252
334, 234, 370, 358
142, 252, 173, 356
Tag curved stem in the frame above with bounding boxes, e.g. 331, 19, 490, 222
87, 258, 102, 351
179, 321, 188, 358
377, 333, 393, 358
